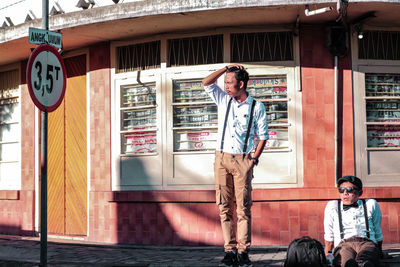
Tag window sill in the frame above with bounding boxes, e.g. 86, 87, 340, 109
0, 190, 20, 200
109, 190, 215, 203
108, 187, 400, 203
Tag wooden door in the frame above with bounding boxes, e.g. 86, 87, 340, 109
47, 55, 87, 235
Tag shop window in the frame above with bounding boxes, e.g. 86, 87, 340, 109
0, 69, 20, 190
168, 35, 223, 66
365, 74, 400, 148
168, 71, 297, 187
359, 31, 400, 60
112, 30, 301, 189
231, 32, 293, 62
172, 79, 217, 152
354, 67, 400, 186
116, 41, 161, 73
248, 76, 289, 151
355, 30, 400, 185
171, 76, 289, 152
120, 83, 157, 155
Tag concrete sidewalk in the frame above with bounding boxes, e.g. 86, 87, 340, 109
0, 235, 399, 266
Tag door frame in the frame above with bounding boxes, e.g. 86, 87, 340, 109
34, 49, 90, 236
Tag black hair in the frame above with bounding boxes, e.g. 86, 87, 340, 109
226, 66, 249, 90
337, 175, 363, 190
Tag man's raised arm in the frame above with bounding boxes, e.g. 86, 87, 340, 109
202, 66, 228, 86
202, 64, 244, 86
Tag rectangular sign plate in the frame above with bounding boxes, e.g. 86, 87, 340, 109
29, 27, 62, 49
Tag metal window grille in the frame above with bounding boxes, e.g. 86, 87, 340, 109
359, 31, 400, 60
117, 41, 161, 73
168, 35, 223, 67
0, 70, 18, 96
231, 32, 293, 62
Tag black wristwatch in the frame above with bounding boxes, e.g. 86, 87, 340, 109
250, 157, 259, 166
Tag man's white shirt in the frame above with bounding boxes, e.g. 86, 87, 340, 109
324, 199, 383, 248
204, 83, 268, 154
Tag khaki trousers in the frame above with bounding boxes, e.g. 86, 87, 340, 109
214, 151, 254, 253
333, 237, 380, 267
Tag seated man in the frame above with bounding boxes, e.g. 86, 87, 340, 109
324, 176, 384, 267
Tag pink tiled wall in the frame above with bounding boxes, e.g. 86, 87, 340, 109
0, 61, 35, 235
89, 42, 112, 192
252, 200, 326, 245
88, 42, 113, 241
88, 191, 221, 245
1, 25, 397, 246
87, 189, 400, 245
300, 25, 355, 187
86, 25, 399, 246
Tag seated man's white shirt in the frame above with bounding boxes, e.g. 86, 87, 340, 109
324, 199, 383, 248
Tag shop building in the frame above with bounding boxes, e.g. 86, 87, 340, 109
0, 0, 399, 245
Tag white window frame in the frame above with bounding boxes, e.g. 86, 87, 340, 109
0, 63, 21, 190
111, 28, 303, 190
112, 72, 163, 190
352, 26, 400, 186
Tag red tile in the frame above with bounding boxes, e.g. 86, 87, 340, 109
260, 203, 271, 225
280, 231, 291, 245
267, 189, 281, 200
288, 202, 299, 217
299, 209, 309, 232
189, 232, 200, 245
205, 231, 216, 245
388, 205, 398, 231
289, 217, 300, 241
308, 216, 319, 238
388, 230, 398, 244
269, 202, 280, 217
279, 204, 289, 231
252, 203, 261, 219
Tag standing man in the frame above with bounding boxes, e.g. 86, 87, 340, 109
202, 65, 268, 267
324, 176, 385, 267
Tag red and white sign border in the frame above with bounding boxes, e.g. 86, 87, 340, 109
27, 44, 66, 112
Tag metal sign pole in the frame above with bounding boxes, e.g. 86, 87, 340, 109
40, 0, 49, 266
40, 111, 48, 267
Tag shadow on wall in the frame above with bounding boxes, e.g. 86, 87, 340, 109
111, 156, 309, 246
0, 224, 35, 236
112, 157, 219, 246
113, 198, 218, 246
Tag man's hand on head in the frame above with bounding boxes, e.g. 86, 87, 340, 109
226, 64, 244, 70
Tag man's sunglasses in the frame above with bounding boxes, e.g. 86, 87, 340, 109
338, 187, 359, 194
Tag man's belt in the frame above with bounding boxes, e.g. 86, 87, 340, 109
342, 236, 370, 243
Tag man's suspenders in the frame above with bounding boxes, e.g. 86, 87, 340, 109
362, 199, 370, 239
220, 98, 233, 151
337, 199, 345, 239
337, 199, 370, 240
220, 98, 257, 153
243, 100, 257, 155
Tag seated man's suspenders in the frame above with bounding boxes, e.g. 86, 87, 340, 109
337, 199, 370, 240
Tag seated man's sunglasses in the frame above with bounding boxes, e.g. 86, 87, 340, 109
338, 187, 359, 193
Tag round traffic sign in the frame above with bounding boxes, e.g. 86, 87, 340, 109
27, 44, 66, 112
